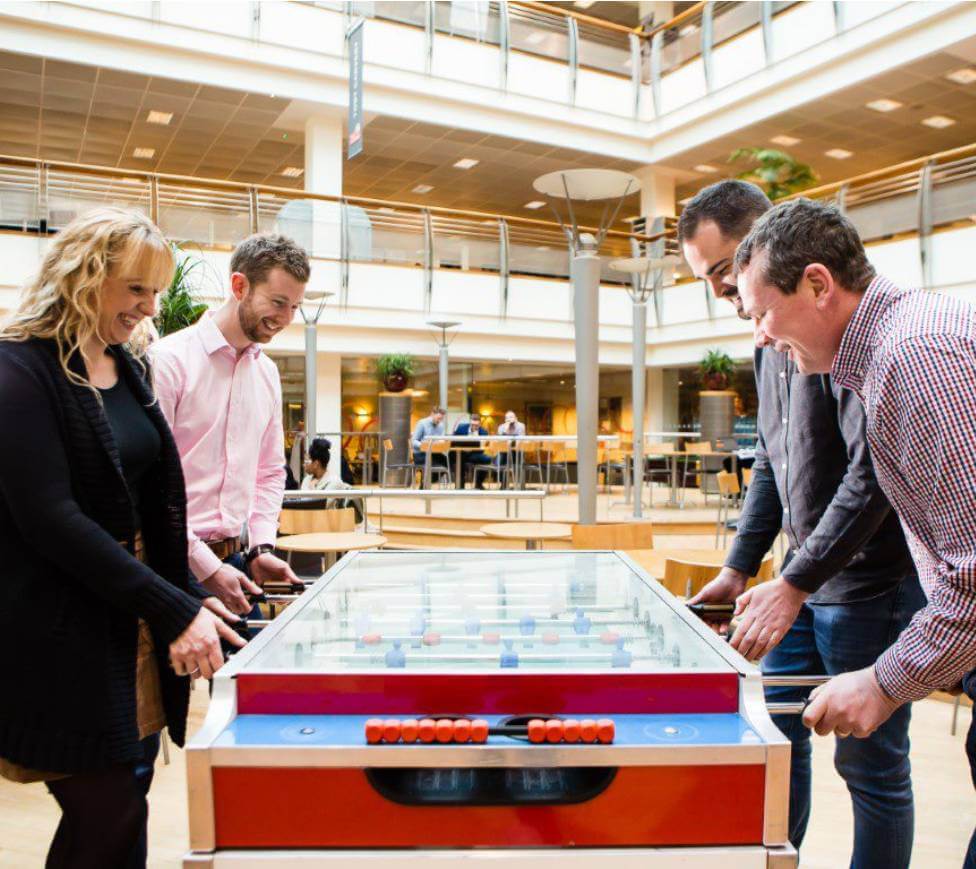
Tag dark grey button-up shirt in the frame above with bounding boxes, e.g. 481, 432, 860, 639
725, 347, 914, 604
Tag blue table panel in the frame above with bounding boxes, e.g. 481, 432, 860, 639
215, 713, 763, 747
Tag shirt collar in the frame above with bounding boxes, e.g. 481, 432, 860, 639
197, 312, 262, 359
831, 275, 899, 393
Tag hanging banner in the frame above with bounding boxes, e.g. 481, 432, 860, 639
347, 18, 364, 159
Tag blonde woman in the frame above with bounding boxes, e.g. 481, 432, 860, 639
0, 208, 244, 868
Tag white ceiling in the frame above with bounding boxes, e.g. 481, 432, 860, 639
2, 35, 976, 222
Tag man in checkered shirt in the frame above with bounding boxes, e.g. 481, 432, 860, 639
735, 197, 976, 866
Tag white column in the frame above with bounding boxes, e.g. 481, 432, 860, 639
315, 351, 343, 435
633, 166, 677, 219
303, 115, 344, 260
314, 351, 343, 481
646, 367, 664, 433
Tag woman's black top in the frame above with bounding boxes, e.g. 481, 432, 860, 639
99, 372, 161, 515
0, 338, 208, 774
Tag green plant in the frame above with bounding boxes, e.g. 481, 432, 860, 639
699, 349, 735, 390
728, 147, 817, 200
155, 244, 209, 337
375, 353, 415, 382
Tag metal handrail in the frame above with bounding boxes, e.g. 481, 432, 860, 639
0, 153, 655, 243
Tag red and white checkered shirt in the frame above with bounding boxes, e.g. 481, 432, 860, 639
832, 276, 976, 702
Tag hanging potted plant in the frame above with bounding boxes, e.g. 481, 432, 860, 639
376, 353, 415, 393
728, 147, 818, 200
699, 349, 735, 391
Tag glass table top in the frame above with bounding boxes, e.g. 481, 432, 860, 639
245, 551, 732, 674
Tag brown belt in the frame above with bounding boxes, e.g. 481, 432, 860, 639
205, 537, 241, 560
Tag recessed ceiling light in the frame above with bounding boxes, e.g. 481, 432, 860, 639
453, 158, 479, 169
536, 246, 550, 251
694, 164, 719, 173
825, 148, 853, 159
574, 0, 595, 7
947, 67, 976, 85
524, 200, 546, 209
146, 110, 172, 125
412, 184, 434, 193
771, 135, 801, 147
133, 147, 155, 159
865, 98, 902, 112
281, 166, 304, 178
922, 115, 956, 128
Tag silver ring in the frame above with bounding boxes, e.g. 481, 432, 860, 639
189, 667, 201, 676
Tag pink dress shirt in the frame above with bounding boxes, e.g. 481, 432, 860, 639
150, 314, 285, 581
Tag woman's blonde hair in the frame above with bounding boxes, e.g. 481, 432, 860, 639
0, 207, 174, 387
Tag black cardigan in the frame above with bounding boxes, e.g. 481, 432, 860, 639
0, 338, 205, 773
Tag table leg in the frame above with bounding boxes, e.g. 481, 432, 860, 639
456, 449, 463, 490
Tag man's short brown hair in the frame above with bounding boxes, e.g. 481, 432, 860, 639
230, 232, 311, 288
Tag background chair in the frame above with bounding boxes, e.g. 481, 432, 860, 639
279, 505, 356, 535
472, 441, 516, 489
663, 554, 773, 598
421, 440, 453, 488
381, 437, 417, 487
715, 470, 741, 547
571, 522, 654, 550
679, 440, 713, 506
517, 441, 545, 489
543, 443, 570, 492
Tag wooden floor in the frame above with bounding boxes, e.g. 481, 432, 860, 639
0, 690, 971, 867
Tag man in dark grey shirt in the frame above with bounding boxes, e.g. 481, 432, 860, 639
679, 180, 924, 867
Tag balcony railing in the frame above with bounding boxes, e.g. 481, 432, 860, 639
0, 153, 664, 317
1, 143, 972, 325
42, 1, 901, 120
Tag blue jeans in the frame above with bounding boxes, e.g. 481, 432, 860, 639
125, 733, 160, 868
963, 670, 976, 869
762, 575, 926, 869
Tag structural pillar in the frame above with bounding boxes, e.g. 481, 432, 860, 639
304, 114, 344, 259
573, 238, 602, 526
631, 300, 647, 518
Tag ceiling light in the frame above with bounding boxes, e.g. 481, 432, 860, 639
536, 246, 550, 251
453, 158, 479, 169
412, 184, 434, 193
524, 200, 546, 209
825, 148, 853, 159
146, 110, 172, 125
865, 98, 902, 112
922, 115, 956, 128
133, 147, 155, 159
694, 164, 718, 173
281, 166, 304, 178
947, 67, 976, 85
574, 0, 596, 8
771, 134, 801, 147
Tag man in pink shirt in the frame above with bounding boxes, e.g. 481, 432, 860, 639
151, 234, 309, 614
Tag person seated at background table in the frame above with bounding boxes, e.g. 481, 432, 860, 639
453, 412, 491, 489
0, 207, 244, 869
495, 409, 525, 487
301, 437, 363, 523
411, 405, 448, 478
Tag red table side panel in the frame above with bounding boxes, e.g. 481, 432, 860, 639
235, 672, 739, 715
213, 764, 765, 848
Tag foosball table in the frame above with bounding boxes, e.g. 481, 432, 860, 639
184, 550, 796, 867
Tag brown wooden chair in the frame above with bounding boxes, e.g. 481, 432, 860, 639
279, 506, 356, 535
679, 440, 713, 506
715, 470, 741, 547
571, 522, 654, 550
662, 554, 774, 598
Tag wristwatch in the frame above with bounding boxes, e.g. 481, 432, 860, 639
245, 543, 274, 564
